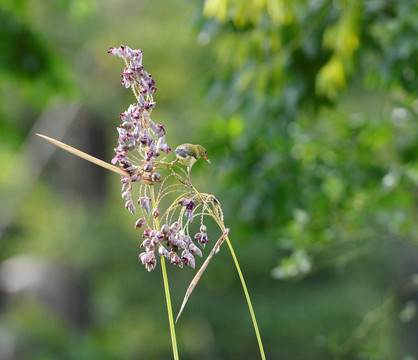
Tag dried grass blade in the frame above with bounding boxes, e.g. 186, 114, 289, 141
175, 228, 230, 323
36, 133, 129, 177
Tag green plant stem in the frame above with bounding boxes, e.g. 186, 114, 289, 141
150, 184, 179, 360
188, 182, 266, 359
223, 233, 266, 360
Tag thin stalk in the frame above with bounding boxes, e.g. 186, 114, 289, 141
150, 185, 179, 360
223, 234, 265, 360
188, 183, 266, 359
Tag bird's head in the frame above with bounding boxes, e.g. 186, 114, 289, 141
196, 145, 210, 163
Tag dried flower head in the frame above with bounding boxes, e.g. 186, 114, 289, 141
109, 45, 226, 272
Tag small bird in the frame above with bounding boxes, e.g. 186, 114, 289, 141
172, 143, 210, 181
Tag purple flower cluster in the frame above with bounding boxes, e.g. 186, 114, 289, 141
109, 45, 213, 272
137, 221, 204, 271
108, 45, 171, 215
108, 45, 156, 94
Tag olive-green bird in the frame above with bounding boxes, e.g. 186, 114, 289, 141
172, 143, 210, 181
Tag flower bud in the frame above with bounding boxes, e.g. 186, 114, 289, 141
159, 246, 170, 259
167, 235, 179, 247
183, 235, 192, 245
143, 163, 153, 172
146, 258, 157, 272
160, 224, 170, 235
141, 238, 152, 248
152, 172, 161, 182
151, 236, 160, 247
181, 199, 195, 210
170, 222, 179, 234
181, 251, 195, 269
125, 200, 136, 215
197, 233, 209, 249
152, 208, 160, 218
138, 252, 150, 265
121, 189, 132, 200
139, 197, 151, 214
135, 218, 146, 229
185, 210, 194, 223
201, 233, 209, 244
170, 252, 181, 266
188, 243, 202, 257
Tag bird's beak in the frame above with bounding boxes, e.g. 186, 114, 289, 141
204, 155, 210, 164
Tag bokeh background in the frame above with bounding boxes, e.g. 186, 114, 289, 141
1, 0, 417, 359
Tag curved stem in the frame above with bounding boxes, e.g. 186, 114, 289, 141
187, 182, 266, 359
150, 185, 179, 360
223, 234, 266, 360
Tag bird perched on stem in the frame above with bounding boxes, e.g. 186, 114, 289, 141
172, 143, 210, 182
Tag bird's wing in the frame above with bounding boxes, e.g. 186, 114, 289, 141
173, 144, 198, 159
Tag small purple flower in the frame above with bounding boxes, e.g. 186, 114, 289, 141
152, 172, 161, 182
183, 234, 192, 246
160, 224, 170, 235
144, 101, 156, 110
157, 137, 171, 154
122, 189, 132, 200
154, 124, 165, 137
167, 235, 179, 248
181, 250, 195, 269
125, 200, 136, 215
140, 137, 151, 146
121, 68, 136, 88
138, 197, 151, 214
108, 45, 133, 60
199, 233, 209, 248
151, 236, 160, 247
135, 218, 146, 229
185, 210, 194, 223
195, 231, 209, 249
143, 163, 153, 172
138, 251, 150, 264
181, 199, 195, 211
142, 228, 152, 238
188, 243, 203, 257
146, 149, 154, 161
170, 222, 179, 234
170, 252, 181, 266
159, 246, 170, 259
152, 208, 160, 218
130, 53, 143, 72
141, 238, 152, 248
146, 259, 157, 272
138, 251, 157, 272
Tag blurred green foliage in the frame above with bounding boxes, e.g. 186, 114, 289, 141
199, 0, 417, 273
0, 0, 417, 359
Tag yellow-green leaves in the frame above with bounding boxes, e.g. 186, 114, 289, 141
317, 0, 361, 99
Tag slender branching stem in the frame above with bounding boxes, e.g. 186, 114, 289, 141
150, 184, 179, 360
